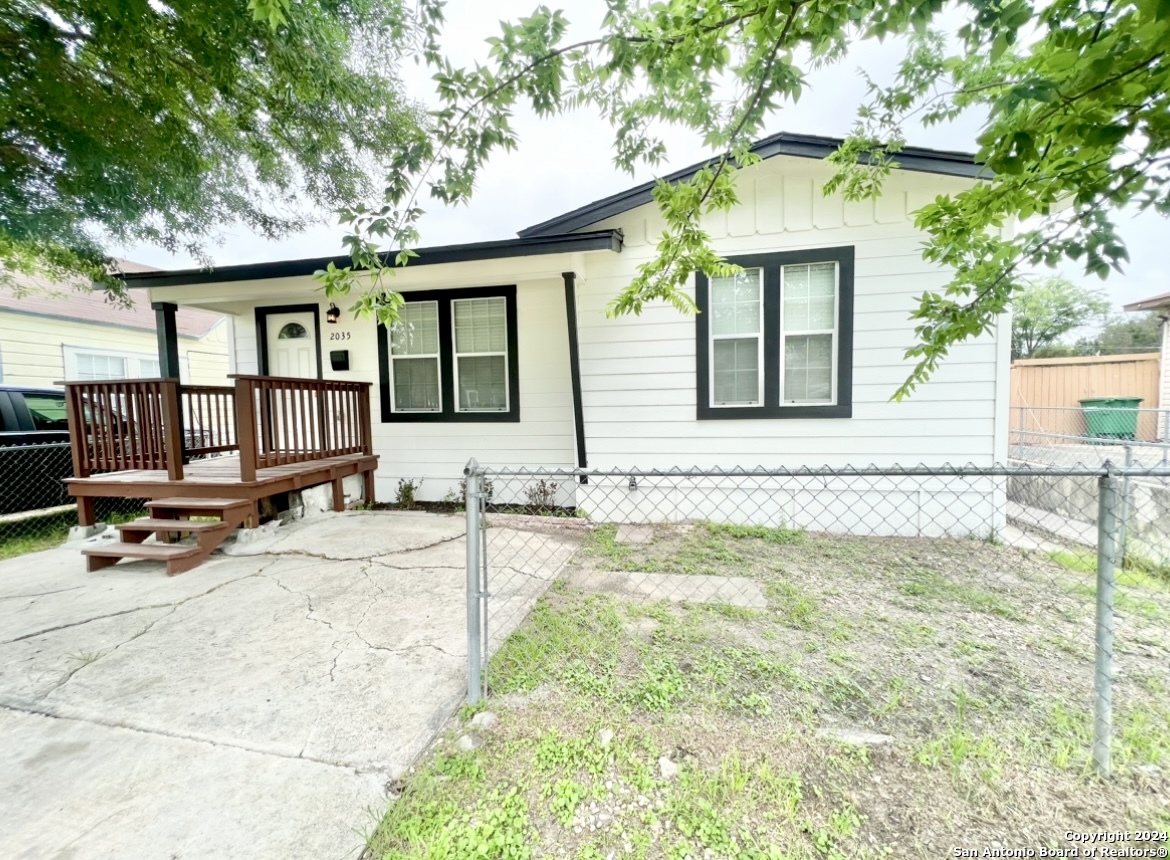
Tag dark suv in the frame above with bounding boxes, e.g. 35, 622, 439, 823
0, 385, 74, 514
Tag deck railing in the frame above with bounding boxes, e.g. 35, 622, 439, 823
63, 375, 372, 483
65, 379, 184, 479
182, 385, 238, 457
234, 375, 372, 482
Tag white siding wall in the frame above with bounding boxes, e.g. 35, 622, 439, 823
1161, 319, 1170, 415
217, 278, 577, 502
574, 155, 1004, 471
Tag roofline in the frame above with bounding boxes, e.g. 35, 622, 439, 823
121, 230, 624, 289
0, 305, 212, 338
518, 132, 986, 238
1124, 292, 1170, 313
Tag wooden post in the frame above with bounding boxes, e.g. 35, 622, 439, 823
332, 477, 346, 512
76, 497, 96, 527
160, 380, 184, 481
363, 469, 376, 505
63, 385, 90, 479
236, 378, 258, 482
359, 386, 373, 455
152, 302, 182, 380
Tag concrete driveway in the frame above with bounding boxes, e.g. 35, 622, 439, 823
0, 510, 577, 860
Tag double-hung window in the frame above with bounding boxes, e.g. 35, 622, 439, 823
378, 286, 520, 422
389, 302, 441, 412
696, 246, 853, 419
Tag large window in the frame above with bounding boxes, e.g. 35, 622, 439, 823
696, 247, 853, 420
378, 286, 519, 423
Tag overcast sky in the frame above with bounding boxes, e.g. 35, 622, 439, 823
122, 0, 1167, 314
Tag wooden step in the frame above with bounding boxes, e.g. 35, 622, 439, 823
87, 500, 251, 575
116, 517, 233, 548
83, 541, 207, 576
85, 542, 201, 561
117, 518, 233, 535
147, 497, 251, 514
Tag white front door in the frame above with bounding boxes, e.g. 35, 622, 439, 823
266, 311, 317, 378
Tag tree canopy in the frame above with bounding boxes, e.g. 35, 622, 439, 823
1010, 276, 1108, 359
1, 0, 424, 297
321, 0, 1170, 397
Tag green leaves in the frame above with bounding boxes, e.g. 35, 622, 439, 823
324, 0, 1168, 399
3, 0, 425, 301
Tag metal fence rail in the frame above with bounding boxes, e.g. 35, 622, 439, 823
0, 441, 144, 556
464, 460, 1170, 779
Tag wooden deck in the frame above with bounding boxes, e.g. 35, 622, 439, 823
67, 453, 378, 523
62, 375, 377, 528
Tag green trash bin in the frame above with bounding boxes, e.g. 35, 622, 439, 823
1079, 396, 1144, 442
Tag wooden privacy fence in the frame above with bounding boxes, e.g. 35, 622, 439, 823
1010, 353, 1162, 441
63, 375, 372, 482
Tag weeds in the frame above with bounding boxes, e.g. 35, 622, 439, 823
395, 478, 422, 509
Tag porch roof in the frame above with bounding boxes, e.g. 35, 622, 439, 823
120, 230, 623, 290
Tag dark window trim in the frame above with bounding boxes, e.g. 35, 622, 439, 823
377, 285, 520, 423
696, 246, 854, 420
255, 304, 323, 379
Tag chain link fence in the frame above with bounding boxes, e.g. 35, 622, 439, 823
0, 442, 145, 558
462, 460, 1170, 789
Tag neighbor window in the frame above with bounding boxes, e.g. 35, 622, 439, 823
75, 353, 127, 381
64, 346, 188, 382
378, 286, 519, 422
696, 247, 853, 420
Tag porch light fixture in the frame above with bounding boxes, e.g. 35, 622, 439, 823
326, 302, 340, 324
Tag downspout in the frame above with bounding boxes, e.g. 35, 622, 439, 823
562, 272, 588, 482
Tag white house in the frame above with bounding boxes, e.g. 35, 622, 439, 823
119, 132, 1010, 536
1123, 291, 1170, 416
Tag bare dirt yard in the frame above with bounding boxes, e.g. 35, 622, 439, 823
365, 523, 1170, 860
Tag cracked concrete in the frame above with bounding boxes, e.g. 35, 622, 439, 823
0, 510, 578, 859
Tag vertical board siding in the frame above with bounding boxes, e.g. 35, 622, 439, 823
1010, 353, 1161, 441
576, 157, 998, 470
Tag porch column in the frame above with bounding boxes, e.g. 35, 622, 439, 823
152, 301, 181, 379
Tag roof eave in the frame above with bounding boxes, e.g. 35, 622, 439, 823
518, 132, 986, 238
122, 230, 623, 289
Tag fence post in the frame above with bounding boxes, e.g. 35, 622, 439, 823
1119, 446, 1133, 567
1162, 410, 1169, 467
1093, 471, 1119, 778
465, 459, 483, 704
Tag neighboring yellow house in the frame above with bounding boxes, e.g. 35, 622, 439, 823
0, 263, 231, 387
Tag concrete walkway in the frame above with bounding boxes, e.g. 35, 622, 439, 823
0, 510, 577, 860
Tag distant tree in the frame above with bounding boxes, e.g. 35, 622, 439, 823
0, 0, 424, 299
1075, 311, 1163, 355
1011, 277, 1109, 359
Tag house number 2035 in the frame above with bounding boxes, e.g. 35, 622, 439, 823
330, 331, 351, 341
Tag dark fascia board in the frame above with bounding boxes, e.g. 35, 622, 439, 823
518, 131, 988, 238
121, 230, 624, 289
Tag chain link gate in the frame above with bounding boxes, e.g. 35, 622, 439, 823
464, 460, 1170, 778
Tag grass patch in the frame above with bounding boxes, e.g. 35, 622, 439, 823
370, 526, 1170, 859
582, 522, 801, 577
1048, 550, 1170, 623
0, 510, 75, 560
898, 567, 1022, 620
